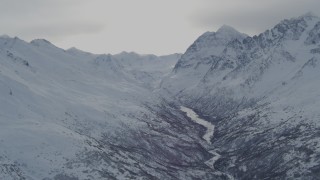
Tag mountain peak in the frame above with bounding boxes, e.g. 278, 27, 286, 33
118, 51, 140, 56
66, 47, 93, 56
217, 25, 239, 34
216, 25, 248, 39
30, 38, 65, 52
30, 39, 54, 47
30, 38, 51, 44
67, 47, 86, 53
0, 34, 11, 39
68, 47, 79, 51
299, 12, 318, 19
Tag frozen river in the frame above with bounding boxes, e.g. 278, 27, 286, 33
180, 106, 215, 144
181, 106, 235, 180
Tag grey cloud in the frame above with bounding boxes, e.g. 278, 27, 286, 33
0, 0, 103, 40
1, 0, 317, 55
20, 22, 105, 40
191, 0, 320, 35
0, 0, 85, 16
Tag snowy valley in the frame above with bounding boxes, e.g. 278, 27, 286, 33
1, 13, 320, 179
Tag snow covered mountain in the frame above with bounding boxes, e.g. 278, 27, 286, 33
0, 35, 224, 180
161, 13, 320, 179
1, 37, 208, 179
1, 13, 320, 180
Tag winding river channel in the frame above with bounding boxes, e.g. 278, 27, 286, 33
180, 106, 215, 144
180, 106, 235, 180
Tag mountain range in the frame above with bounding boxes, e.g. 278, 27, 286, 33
0, 13, 319, 179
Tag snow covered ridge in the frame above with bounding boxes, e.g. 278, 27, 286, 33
0, 36, 190, 179
161, 13, 320, 179
0, 13, 320, 179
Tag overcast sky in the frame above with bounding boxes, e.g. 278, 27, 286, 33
0, 0, 319, 55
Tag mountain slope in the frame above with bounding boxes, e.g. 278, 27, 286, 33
0, 36, 225, 179
0, 36, 151, 179
161, 13, 320, 179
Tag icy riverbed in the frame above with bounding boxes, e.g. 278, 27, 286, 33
180, 106, 215, 144
181, 106, 235, 180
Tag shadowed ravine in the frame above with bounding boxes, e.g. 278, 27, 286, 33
181, 106, 235, 180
